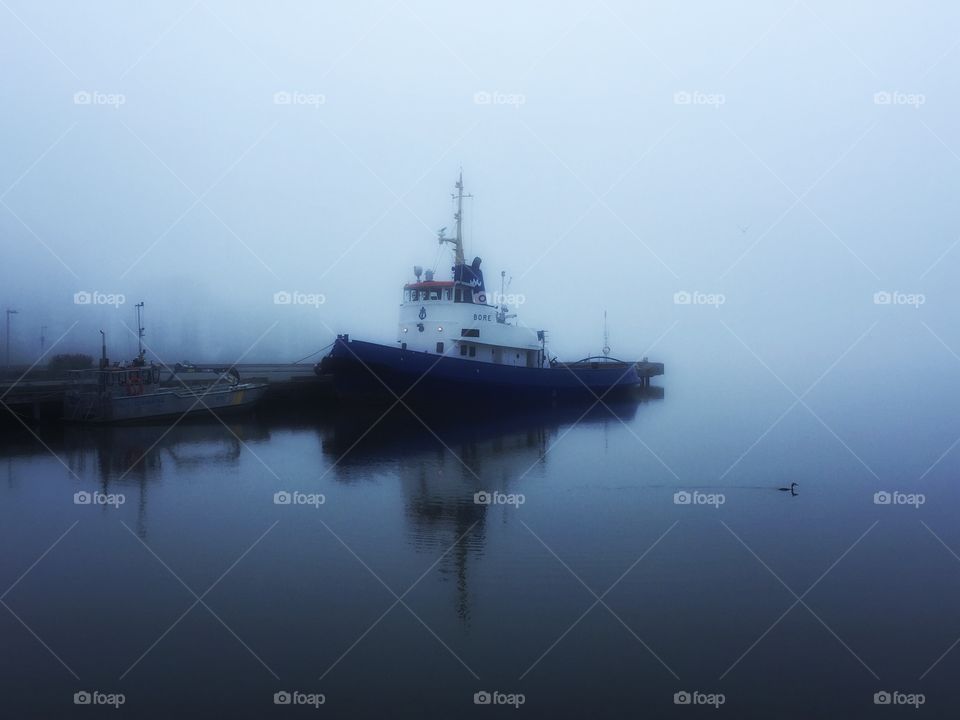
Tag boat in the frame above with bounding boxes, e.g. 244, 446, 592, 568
63, 311, 267, 423
317, 173, 663, 402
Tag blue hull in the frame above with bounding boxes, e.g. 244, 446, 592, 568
318, 336, 642, 402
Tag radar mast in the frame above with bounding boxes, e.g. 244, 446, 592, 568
439, 171, 471, 265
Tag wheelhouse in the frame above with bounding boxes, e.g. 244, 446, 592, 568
403, 281, 454, 303
402, 281, 494, 306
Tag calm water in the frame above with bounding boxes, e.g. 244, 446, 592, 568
3, 327, 960, 719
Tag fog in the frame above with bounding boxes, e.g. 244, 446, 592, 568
2, 1, 958, 392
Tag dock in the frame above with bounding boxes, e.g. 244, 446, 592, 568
1, 358, 663, 425
0, 363, 332, 424
635, 360, 665, 389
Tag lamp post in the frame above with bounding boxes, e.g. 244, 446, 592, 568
6, 308, 18, 372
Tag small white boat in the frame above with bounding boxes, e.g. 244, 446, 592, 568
63, 316, 266, 423
63, 366, 266, 423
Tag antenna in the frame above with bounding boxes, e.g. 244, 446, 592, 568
602, 310, 610, 357
498, 270, 506, 323
135, 301, 145, 365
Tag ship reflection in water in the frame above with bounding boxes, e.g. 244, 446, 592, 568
35, 391, 657, 622
317, 396, 652, 622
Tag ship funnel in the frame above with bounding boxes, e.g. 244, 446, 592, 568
424, 269, 434, 281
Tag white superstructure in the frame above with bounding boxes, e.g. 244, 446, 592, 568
396, 173, 546, 368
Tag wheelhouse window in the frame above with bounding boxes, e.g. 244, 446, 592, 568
461, 328, 479, 337
409, 285, 453, 302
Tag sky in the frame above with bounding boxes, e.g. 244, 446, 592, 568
1, 1, 959, 390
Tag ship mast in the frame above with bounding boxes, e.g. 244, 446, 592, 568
439, 171, 470, 265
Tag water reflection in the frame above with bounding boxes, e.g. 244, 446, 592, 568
314, 396, 654, 621
56, 421, 268, 537
1, 391, 661, 620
